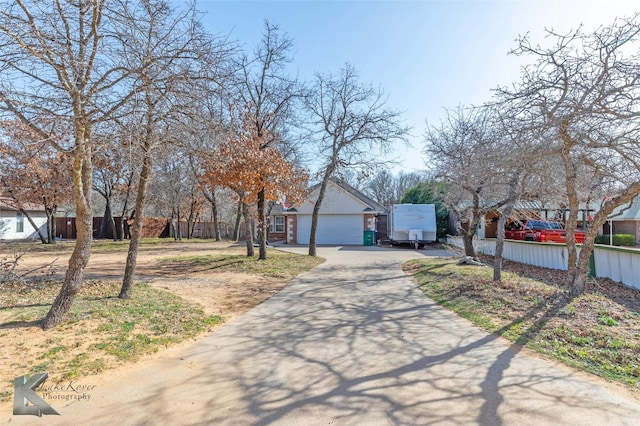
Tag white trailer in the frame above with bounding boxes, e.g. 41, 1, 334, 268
388, 204, 437, 248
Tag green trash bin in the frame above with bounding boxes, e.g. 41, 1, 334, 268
363, 230, 375, 246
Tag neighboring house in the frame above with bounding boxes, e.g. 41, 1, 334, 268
470, 200, 595, 239
268, 203, 289, 242
269, 178, 388, 245
0, 198, 48, 240
606, 197, 640, 244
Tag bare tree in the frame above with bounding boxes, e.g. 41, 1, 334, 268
93, 130, 130, 240
362, 170, 423, 208
235, 21, 302, 260
484, 104, 553, 282
200, 110, 308, 256
117, 0, 231, 299
150, 146, 203, 241
0, 1, 143, 329
361, 170, 397, 207
200, 183, 222, 241
186, 111, 226, 242
425, 106, 516, 258
305, 63, 409, 256
109, 123, 140, 241
499, 14, 640, 293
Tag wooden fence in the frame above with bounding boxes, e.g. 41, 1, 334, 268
55, 217, 240, 241
171, 220, 240, 240
55, 217, 170, 240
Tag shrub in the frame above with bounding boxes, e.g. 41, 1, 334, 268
595, 234, 636, 246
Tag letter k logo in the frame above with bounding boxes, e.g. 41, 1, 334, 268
13, 374, 60, 416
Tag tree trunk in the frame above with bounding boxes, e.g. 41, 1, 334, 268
21, 208, 47, 244
115, 217, 124, 241
99, 198, 116, 240
41, 216, 91, 329
109, 214, 116, 241
462, 229, 476, 258
571, 272, 587, 295
572, 235, 596, 295
494, 204, 515, 282
45, 206, 57, 244
233, 199, 242, 241
187, 200, 198, 239
309, 176, 331, 257
242, 201, 254, 257
173, 212, 182, 241
458, 218, 479, 258
257, 189, 267, 260
42, 136, 93, 330
559, 124, 580, 286
117, 172, 134, 241
212, 195, 220, 241
567, 183, 640, 294
457, 191, 482, 258
119, 216, 141, 299
119, 148, 153, 299
187, 217, 194, 239
123, 216, 131, 239
493, 171, 520, 282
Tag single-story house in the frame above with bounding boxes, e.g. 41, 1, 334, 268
449, 200, 597, 238
0, 198, 48, 240
606, 197, 640, 244
459, 197, 640, 241
269, 178, 388, 245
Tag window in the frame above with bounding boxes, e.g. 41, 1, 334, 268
16, 212, 24, 233
270, 216, 285, 233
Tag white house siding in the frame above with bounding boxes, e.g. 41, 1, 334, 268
292, 180, 375, 245
296, 181, 372, 215
296, 214, 363, 245
0, 210, 48, 240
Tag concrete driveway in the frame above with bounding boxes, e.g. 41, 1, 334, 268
4, 246, 640, 425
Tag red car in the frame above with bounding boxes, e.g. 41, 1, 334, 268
505, 220, 585, 243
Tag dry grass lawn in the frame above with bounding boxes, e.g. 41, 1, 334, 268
0, 239, 323, 413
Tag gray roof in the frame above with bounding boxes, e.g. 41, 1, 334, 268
609, 197, 640, 221
278, 177, 388, 215
0, 198, 44, 212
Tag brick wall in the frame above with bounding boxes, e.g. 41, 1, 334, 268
286, 215, 297, 244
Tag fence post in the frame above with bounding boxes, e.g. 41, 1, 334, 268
588, 251, 596, 277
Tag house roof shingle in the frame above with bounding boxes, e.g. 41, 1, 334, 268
0, 198, 44, 212
269, 177, 388, 215
609, 197, 640, 221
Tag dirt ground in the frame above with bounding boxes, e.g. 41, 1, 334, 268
12, 241, 287, 319
0, 241, 291, 414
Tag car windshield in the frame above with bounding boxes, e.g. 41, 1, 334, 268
527, 220, 550, 229
526, 220, 562, 230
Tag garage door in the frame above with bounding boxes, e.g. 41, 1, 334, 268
296, 214, 363, 245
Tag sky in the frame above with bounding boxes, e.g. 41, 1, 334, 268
194, 0, 639, 174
